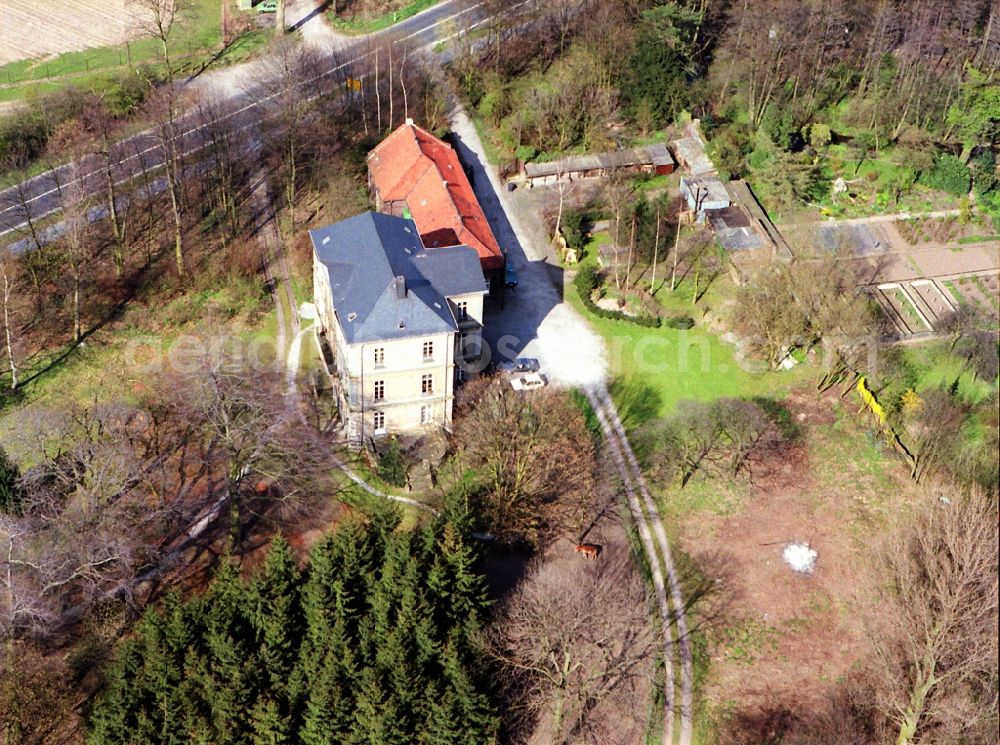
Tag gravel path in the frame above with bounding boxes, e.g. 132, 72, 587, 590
588, 386, 693, 745
286, 0, 353, 52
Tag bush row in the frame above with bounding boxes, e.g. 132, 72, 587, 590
573, 266, 694, 329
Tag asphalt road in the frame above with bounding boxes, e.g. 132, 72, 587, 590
0, 0, 495, 243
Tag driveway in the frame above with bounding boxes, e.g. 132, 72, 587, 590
448, 107, 608, 389
286, 0, 352, 52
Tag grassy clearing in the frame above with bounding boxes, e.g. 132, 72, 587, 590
567, 275, 810, 423
327, 0, 439, 34
899, 340, 997, 404
0, 269, 275, 435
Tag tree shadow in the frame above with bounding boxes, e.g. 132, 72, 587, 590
289, 1, 332, 33
750, 396, 802, 441
14, 296, 130, 391
608, 378, 662, 429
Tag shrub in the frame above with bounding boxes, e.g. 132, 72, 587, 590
667, 316, 695, 329
0, 447, 21, 516
562, 210, 587, 252
969, 147, 998, 197
377, 438, 408, 488
919, 153, 971, 196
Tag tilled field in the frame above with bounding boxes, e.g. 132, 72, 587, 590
0, 0, 145, 65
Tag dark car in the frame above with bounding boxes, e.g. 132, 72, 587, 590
497, 357, 540, 374
504, 262, 518, 288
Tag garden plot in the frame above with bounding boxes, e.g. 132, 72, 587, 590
813, 222, 893, 256
908, 280, 955, 328
945, 274, 1000, 318
873, 283, 933, 337
0, 1, 145, 66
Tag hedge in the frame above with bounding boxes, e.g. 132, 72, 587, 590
573, 266, 693, 330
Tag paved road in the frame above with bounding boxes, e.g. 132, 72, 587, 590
0, 0, 495, 242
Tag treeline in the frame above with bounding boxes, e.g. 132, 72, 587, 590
460, 0, 997, 217
88, 510, 498, 744
0, 33, 450, 397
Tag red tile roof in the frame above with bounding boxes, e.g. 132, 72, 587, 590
367, 121, 505, 272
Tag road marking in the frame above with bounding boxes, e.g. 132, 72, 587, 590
0, 0, 505, 234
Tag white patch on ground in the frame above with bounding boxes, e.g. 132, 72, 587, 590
299, 302, 317, 320
782, 543, 818, 574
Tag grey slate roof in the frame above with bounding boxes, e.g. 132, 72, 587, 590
310, 212, 487, 345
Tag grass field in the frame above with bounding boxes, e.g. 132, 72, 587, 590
0, 1, 269, 103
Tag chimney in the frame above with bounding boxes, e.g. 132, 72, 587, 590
405, 117, 414, 126
394, 275, 406, 299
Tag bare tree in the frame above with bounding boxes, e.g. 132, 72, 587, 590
145, 84, 188, 277
255, 38, 323, 228
489, 545, 655, 744
0, 401, 168, 638
0, 248, 20, 391
454, 376, 596, 546
0, 153, 51, 316
648, 398, 783, 488
50, 139, 96, 345
128, 0, 189, 82
193, 92, 253, 248
169, 360, 337, 545
603, 171, 634, 291
870, 491, 999, 745
82, 99, 133, 277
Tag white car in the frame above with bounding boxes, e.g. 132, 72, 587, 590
510, 373, 547, 391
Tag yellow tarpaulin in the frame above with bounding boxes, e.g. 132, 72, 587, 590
856, 375, 886, 426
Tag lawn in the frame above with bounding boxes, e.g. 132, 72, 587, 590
899, 340, 997, 404
566, 282, 811, 423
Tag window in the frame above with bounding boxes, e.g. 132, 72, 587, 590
422, 341, 434, 362
373, 380, 385, 401
457, 301, 468, 320
374, 347, 384, 368
373, 411, 385, 433
421, 374, 434, 395
420, 406, 431, 425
